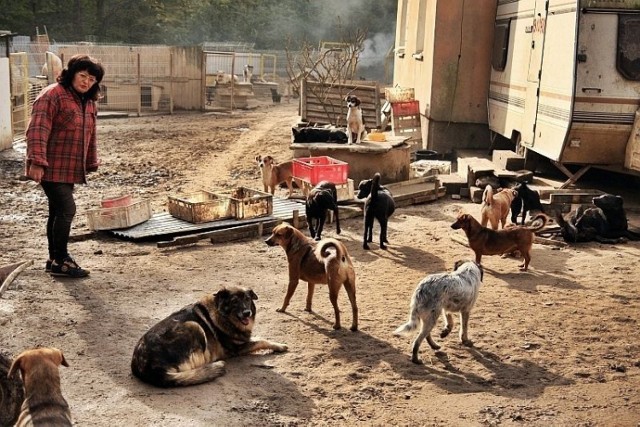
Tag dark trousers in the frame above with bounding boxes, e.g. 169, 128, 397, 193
41, 181, 76, 262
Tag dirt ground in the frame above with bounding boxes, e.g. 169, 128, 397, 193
1, 101, 639, 427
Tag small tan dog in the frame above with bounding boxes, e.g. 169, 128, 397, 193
9, 347, 72, 427
481, 185, 518, 229
255, 154, 294, 197
264, 222, 358, 330
451, 212, 548, 271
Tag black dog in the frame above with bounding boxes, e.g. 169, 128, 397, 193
292, 127, 348, 144
556, 193, 639, 243
306, 181, 341, 240
510, 181, 544, 225
357, 173, 395, 250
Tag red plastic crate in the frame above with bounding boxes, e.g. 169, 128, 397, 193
391, 100, 420, 116
292, 156, 349, 185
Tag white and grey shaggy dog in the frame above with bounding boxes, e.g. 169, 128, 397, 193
394, 260, 484, 364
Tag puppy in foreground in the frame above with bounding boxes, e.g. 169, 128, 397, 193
305, 180, 341, 240
9, 347, 72, 427
481, 185, 518, 230
345, 94, 367, 144
357, 172, 396, 250
394, 261, 483, 364
255, 154, 294, 197
264, 222, 358, 331
451, 212, 548, 271
131, 286, 288, 387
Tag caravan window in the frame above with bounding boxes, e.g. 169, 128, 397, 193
492, 19, 511, 71
617, 15, 640, 81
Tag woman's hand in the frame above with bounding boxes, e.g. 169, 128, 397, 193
28, 164, 45, 183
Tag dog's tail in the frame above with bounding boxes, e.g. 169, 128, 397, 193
482, 184, 494, 206
527, 213, 549, 232
393, 297, 420, 336
163, 361, 226, 387
371, 173, 382, 201
320, 240, 347, 263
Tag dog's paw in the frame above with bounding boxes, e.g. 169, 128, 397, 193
411, 356, 423, 365
363, 244, 370, 250
272, 342, 288, 353
332, 323, 342, 330
314, 236, 321, 241
380, 244, 388, 250
276, 307, 287, 313
440, 328, 451, 339
350, 324, 358, 332
461, 339, 474, 347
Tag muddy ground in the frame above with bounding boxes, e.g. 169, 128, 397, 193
1, 101, 639, 426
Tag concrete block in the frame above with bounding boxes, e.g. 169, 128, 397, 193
492, 150, 525, 171
470, 185, 484, 204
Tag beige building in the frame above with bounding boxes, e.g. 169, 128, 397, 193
393, 0, 497, 154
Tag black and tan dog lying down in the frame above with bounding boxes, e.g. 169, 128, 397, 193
131, 286, 288, 387
555, 193, 640, 243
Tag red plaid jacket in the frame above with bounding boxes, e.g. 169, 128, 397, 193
26, 83, 99, 184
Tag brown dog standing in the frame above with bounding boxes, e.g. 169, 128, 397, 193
9, 347, 72, 427
480, 185, 518, 230
255, 154, 294, 197
264, 222, 358, 330
451, 213, 548, 271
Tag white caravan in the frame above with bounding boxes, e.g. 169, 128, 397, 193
488, 0, 640, 184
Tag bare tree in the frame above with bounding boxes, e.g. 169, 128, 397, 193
286, 22, 367, 126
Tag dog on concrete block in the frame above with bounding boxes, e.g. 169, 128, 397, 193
394, 260, 484, 364
357, 173, 396, 250
131, 286, 287, 387
346, 95, 367, 144
264, 223, 358, 331
9, 347, 72, 427
306, 180, 341, 240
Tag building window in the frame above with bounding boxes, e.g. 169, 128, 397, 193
398, 0, 409, 56
414, 0, 427, 60
492, 19, 511, 71
617, 14, 640, 81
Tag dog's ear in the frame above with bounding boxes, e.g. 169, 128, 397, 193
247, 289, 258, 301
255, 155, 261, 162
8, 354, 24, 379
213, 287, 231, 307
58, 349, 69, 367
292, 127, 299, 135
453, 260, 464, 271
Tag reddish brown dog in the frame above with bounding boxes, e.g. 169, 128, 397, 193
265, 222, 358, 330
480, 185, 518, 230
451, 213, 548, 271
255, 154, 294, 197
9, 347, 72, 427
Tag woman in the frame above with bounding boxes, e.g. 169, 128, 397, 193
26, 54, 105, 278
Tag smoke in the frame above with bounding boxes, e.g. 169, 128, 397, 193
358, 32, 395, 82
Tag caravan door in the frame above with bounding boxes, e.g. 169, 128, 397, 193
521, 0, 548, 147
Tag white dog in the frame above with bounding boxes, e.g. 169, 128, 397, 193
243, 65, 254, 83
394, 260, 483, 364
346, 95, 367, 144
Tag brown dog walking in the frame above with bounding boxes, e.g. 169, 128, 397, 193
265, 223, 358, 330
451, 213, 548, 271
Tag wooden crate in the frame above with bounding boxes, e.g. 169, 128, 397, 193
87, 199, 152, 231
224, 187, 273, 219
167, 190, 234, 223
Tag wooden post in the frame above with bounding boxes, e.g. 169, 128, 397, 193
169, 52, 174, 114
292, 209, 299, 228
137, 53, 141, 117
230, 52, 236, 112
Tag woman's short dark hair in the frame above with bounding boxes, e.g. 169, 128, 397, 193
58, 54, 105, 101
